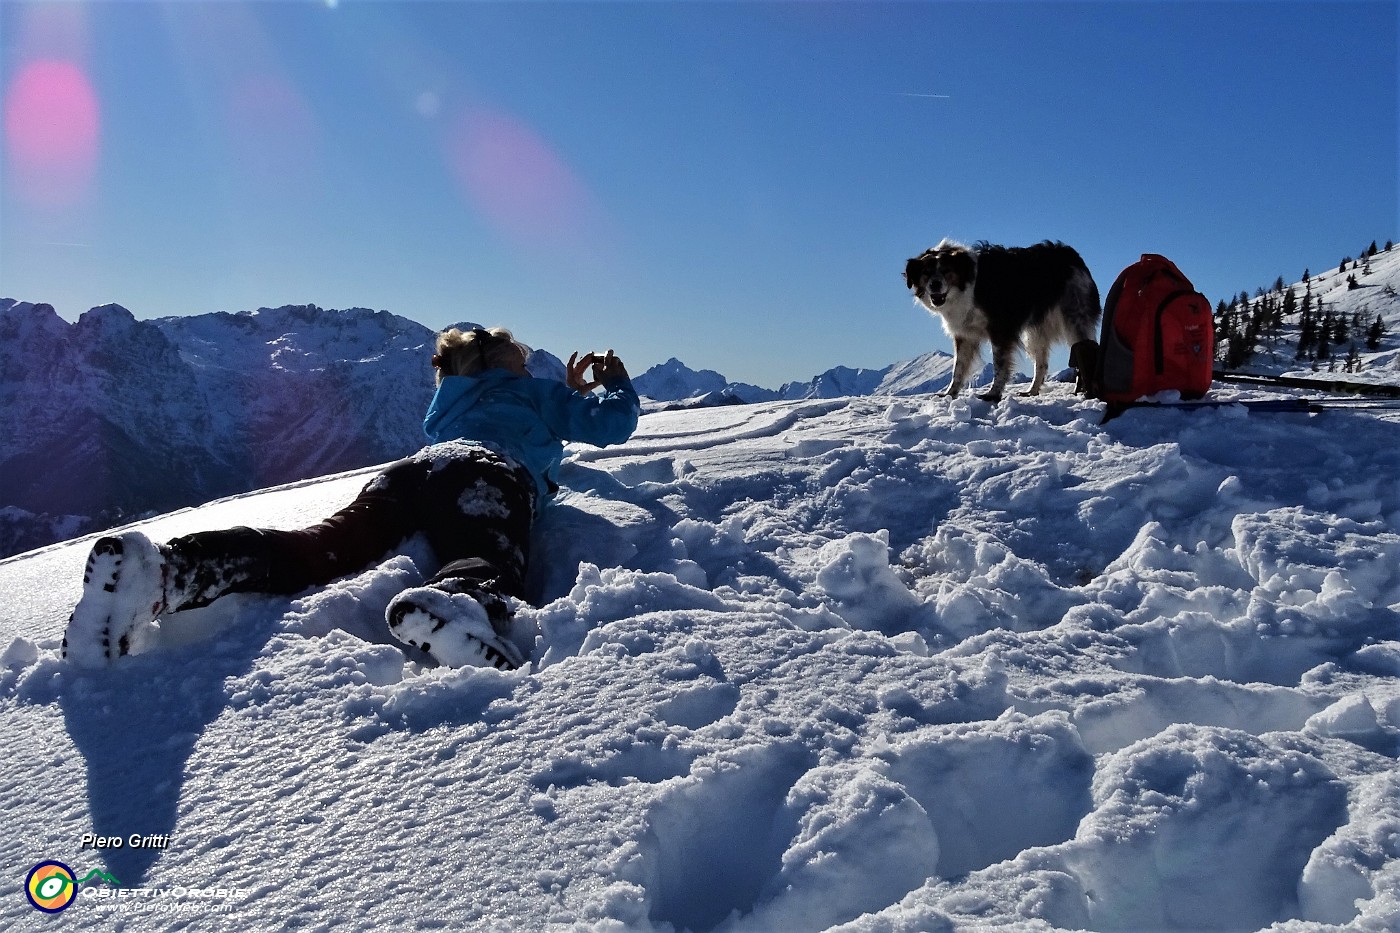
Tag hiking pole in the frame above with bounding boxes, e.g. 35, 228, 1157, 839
1102, 396, 1400, 422
1212, 370, 1400, 399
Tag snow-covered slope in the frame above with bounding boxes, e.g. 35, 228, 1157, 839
2, 384, 1397, 931
1217, 241, 1400, 382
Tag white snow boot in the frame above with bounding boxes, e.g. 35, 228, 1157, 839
63, 532, 169, 667
385, 586, 525, 670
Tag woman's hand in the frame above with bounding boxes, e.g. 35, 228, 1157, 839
567, 350, 628, 394
592, 350, 628, 386
566, 352, 598, 393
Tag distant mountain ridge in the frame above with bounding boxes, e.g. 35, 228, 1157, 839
0, 302, 463, 558
631, 351, 990, 406
0, 300, 972, 558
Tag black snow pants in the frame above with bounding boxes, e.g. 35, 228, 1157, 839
162, 441, 537, 612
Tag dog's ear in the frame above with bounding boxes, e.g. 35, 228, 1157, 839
904, 256, 929, 288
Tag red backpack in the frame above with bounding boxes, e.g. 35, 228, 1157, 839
1094, 254, 1215, 404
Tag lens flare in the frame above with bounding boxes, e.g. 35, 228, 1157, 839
3, 59, 100, 206
227, 72, 320, 192
445, 105, 596, 250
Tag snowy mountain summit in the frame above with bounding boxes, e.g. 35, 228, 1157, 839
633, 357, 736, 401
3, 366, 1399, 930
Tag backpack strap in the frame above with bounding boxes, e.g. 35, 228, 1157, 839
1152, 289, 1195, 374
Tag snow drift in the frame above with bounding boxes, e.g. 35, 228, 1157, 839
1, 382, 1398, 932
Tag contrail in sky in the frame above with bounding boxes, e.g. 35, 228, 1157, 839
899, 92, 952, 99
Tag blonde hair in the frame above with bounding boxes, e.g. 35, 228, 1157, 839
433, 327, 527, 383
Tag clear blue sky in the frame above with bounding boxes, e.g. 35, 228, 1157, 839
2, 1, 1395, 388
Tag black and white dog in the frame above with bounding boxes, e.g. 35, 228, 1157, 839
904, 239, 1101, 401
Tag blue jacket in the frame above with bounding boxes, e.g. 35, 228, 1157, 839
423, 370, 640, 504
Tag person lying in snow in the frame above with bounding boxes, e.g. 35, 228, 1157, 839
63, 327, 640, 671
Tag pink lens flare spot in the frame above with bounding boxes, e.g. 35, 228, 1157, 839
446, 106, 594, 248
3, 59, 100, 206
227, 73, 320, 190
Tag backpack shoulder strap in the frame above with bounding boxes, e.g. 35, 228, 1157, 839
1152, 289, 1197, 374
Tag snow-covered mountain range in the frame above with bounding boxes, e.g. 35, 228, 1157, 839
0, 303, 576, 559
631, 353, 991, 409
0, 302, 435, 558
0, 303, 973, 559
2, 241, 1395, 559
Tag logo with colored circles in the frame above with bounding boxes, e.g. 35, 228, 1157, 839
26, 861, 78, 913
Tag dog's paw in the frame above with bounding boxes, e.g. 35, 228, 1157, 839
977, 391, 1004, 403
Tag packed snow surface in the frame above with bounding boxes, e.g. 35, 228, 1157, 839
2, 386, 1398, 932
